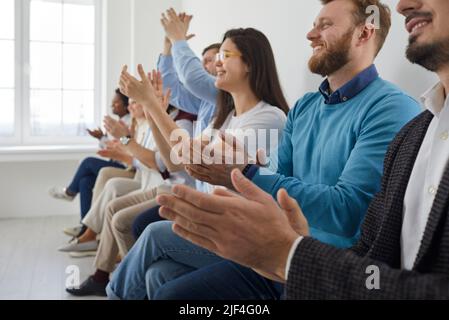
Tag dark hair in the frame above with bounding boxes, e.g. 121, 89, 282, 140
213, 28, 289, 129
320, 0, 391, 56
115, 88, 130, 110
167, 104, 176, 114
202, 43, 221, 56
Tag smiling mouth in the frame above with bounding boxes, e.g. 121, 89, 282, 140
312, 44, 325, 54
405, 13, 433, 36
410, 20, 431, 37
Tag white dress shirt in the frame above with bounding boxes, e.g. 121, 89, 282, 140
285, 82, 449, 278
401, 82, 449, 270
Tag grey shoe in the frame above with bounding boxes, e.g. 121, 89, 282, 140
49, 186, 75, 202
69, 250, 97, 258
58, 238, 98, 253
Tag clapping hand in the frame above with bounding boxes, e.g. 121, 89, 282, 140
103, 116, 130, 139
119, 64, 167, 115
87, 127, 104, 140
161, 8, 195, 43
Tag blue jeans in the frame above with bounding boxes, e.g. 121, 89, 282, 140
106, 221, 223, 300
67, 157, 125, 219
153, 261, 284, 300
132, 205, 162, 240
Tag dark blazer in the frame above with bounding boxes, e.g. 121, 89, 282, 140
286, 111, 449, 299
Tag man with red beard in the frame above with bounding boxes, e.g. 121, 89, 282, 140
105, 0, 422, 300
158, 0, 449, 299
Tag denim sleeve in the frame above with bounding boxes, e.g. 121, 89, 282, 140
157, 54, 204, 115
172, 41, 218, 105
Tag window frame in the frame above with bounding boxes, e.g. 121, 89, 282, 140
0, 0, 103, 147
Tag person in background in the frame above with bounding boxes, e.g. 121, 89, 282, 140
66, 77, 197, 297
58, 101, 163, 254
49, 89, 132, 237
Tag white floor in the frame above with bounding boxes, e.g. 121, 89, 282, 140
0, 215, 106, 300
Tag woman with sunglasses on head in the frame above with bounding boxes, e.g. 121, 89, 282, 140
108, 26, 289, 300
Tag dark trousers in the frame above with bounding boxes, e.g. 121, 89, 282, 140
153, 260, 284, 300
67, 157, 125, 219
132, 205, 163, 240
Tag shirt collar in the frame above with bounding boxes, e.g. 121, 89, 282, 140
420, 82, 448, 118
319, 64, 379, 105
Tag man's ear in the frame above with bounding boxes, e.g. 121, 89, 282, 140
357, 24, 376, 46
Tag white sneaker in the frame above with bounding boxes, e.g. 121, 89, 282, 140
49, 186, 75, 202
58, 238, 98, 252
63, 225, 83, 237
69, 251, 97, 258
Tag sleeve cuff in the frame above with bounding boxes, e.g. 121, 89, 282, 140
99, 135, 108, 149
172, 40, 189, 53
285, 236, 304, 281
244, 164, 260, 180
155, 152, 167, 173
132, 158, 142, 170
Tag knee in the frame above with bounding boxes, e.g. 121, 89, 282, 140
111, 211, 127, 234
80, 157, 97, 168
103, 179, 120, 195
106, 199, 120, 219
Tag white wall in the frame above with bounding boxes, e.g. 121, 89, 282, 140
0, 158, 85, 219
102, 0, 133, 117
182, 0, 438, 104
103, 0, 182, 111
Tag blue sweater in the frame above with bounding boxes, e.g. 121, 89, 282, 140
250, 77, 421, 248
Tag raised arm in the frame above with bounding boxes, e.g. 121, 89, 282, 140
158, 37, 204, 115
172, 41, 218, 105
161, 8, 218, 104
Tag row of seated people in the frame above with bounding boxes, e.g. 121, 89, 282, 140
50, 0, 449, 299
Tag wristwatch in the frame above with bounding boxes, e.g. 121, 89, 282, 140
119, 135, 131, 146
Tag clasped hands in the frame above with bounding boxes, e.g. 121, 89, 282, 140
97, 140, 131, 165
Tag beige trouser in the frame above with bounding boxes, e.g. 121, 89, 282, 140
94, 184, 172, 273
92, 167, 135, 202
82, 177, 141, 233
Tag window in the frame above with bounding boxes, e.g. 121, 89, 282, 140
0, 0, 15, 138
0, 0, 102, 147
